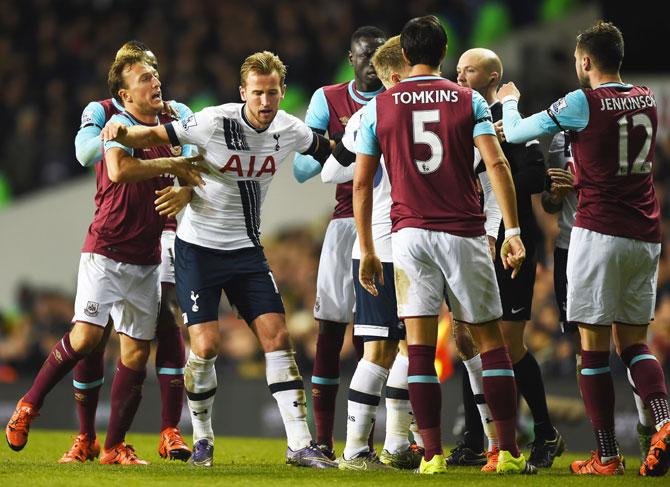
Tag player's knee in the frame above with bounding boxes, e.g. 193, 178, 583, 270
120, 341, 151, 370
452, 324, 476, 359
264, 328, 291, 352
70, 322, 105, 354
191, 340, 219, 360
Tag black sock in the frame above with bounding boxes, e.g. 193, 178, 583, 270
513, 352, 554, 440
462, 368, 484, 451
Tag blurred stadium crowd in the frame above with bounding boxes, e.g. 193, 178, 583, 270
1, 0, 669, 383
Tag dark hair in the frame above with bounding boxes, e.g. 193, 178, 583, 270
108, 52, 147, 104
400, 16, 447, 67
351, 25, 387, 47
576, 20, 624, 73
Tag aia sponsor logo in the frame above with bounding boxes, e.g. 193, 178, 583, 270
220, 155, 276, 177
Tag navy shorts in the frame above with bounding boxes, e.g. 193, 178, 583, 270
175, 237, 284, 326
495, 239, 536, 321
553, 246, 577, 333
352, 259, 405, 342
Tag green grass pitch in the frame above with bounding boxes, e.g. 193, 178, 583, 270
0, 430, 665, 486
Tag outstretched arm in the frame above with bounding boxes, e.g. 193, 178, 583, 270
102, 122, 171, 149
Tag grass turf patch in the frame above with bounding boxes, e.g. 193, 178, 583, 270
0, 430, 665, 486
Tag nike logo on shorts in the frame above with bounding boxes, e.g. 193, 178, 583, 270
511, 307, 525, 314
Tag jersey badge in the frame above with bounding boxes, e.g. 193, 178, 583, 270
190, 291, 200, 312
273, 133, 281, 151
84, 301, 100, 317
550, 97, 568, 115
181, 114, 197, 131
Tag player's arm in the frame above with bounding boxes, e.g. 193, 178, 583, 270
353, 101, 383, 295
321, 114, 358, 184
542, 132, 574, 213
105, 147, 205, 186
498, 82, 589, 144
293, 88, 330, 182
102, 122, 170, 148
479, 170, 501, 260
75, 102, 107, 167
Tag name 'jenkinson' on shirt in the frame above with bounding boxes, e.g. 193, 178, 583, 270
599, 94, 656, 111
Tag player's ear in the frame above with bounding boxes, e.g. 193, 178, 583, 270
280, 84, 286, 100
118, 88, 130, 104
348, 50, 353, 66
239, 85, 247, 102
391, 73, 400, 84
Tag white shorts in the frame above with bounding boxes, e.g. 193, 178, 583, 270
314, 217, 357, 323
73, 253, 161, 340
567, 227, 660, 326
392, 228, 502, 323
159, 230, 176, 284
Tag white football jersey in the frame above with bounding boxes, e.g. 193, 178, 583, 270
547, 131, 577, 250
168, 103, 313, 250
321, 109, 392, 262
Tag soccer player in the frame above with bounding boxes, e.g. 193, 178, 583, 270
543, 131, 657, 460
499, 20, 670, 476
354, 16, 533, 475
320, 35, 421, 471
58, 41, 193, 465
293, 26, 387, 458
5, 51, 206, 465
450, 48, 564, 470
100, 51, 336, 469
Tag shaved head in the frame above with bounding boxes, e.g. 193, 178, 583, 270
456, 48, 504, 102
460, 48, 502, 81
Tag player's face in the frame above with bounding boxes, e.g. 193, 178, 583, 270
240, 70, 286, 130
350, 37, 385, 87
574, 47, 590, 88
456, 54, 491, 93
121, 62, 163, 114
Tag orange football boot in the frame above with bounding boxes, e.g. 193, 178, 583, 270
640, 421, 670, 477
5, 398, 39, 451
100, 443, 148, 465
481, 447, 499, 472
158, 427, 192, 461
570, 451, 624, 475
58, 433, 101, 463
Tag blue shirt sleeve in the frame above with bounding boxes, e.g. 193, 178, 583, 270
292, 88, 330, 182
169, 101, 195, 157
472, 91, 496, 138
304, 88, 330, 131
355, 98, 380, 156
103, 114, 134, 156
74, 101, 106, 166
502, 89, 589, 144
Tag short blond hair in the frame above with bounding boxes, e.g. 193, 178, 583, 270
115, 40, 158, 69
371, 36, 404, 84
240, 51, 287, 86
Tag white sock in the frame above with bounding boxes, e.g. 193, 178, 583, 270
265, 350, 312, 451
344, 359, 389, 460
627, 368, 653, 427
184, 350, 217, 443
383, 354, 412, 454
463, 354, 498, 450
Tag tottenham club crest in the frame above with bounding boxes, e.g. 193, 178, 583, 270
273, 133, 281, 151
84, 301, 99, 317
191, 291, 200, 313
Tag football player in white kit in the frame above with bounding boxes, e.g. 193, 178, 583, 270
101, 51, 336, 469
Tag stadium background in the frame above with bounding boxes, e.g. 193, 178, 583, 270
0, 0, 668, 455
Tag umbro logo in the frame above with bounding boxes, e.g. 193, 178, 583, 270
293, 400, 307, 408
